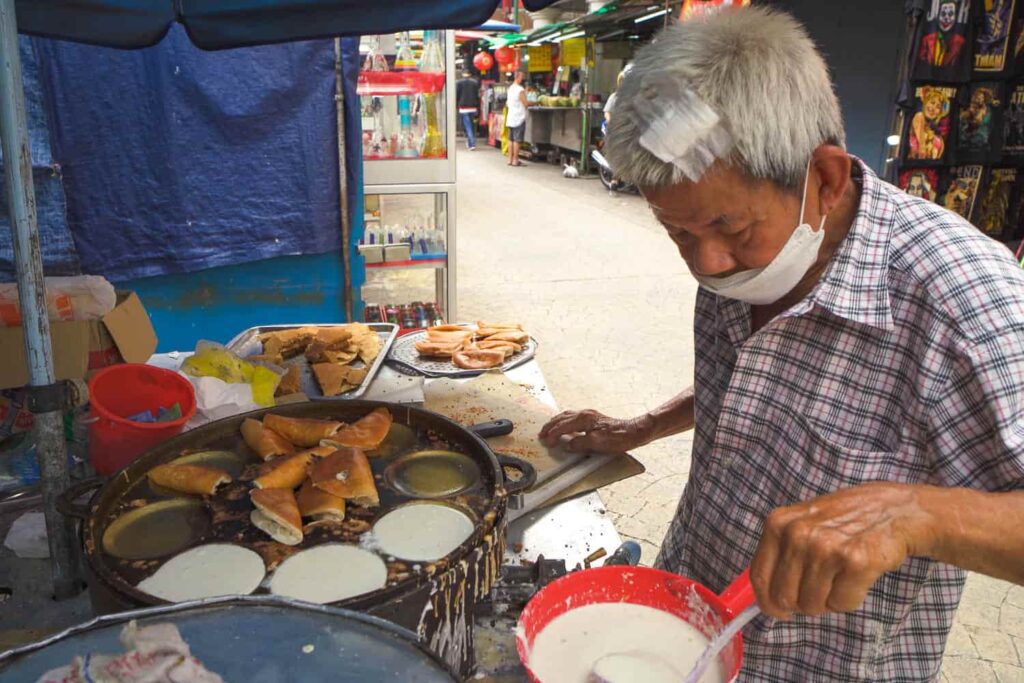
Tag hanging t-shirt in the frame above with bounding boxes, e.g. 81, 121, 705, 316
1002, 81, 1024, 156
974, 0, 1017, 76
904, 84, 958, 164
957, 81, 1005, 161
898, 167, 941, 202
976, 166, 1019, 235
941, 164, 985, 220
912, 0, 974, 83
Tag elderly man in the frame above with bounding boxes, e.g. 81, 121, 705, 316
540, 7, 1024, 682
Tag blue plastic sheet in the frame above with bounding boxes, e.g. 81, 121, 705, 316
32, 26, 345, 281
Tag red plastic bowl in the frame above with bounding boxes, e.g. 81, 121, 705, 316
87, 364, 196, 475
517, 565, 753, 682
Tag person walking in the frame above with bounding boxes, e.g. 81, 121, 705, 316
456, 70, 480, 151
505, 71, 528, 166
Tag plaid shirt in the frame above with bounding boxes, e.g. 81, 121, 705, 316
655, 159, 1024, 682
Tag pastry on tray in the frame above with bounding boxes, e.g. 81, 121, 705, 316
147, 463, 231, 495
297, 479, 346, 521
482, 329, 529, 345
240, 418, 296, 460
475, 321, 523, 330
312, 363, 368, 397
327, 407, 393, 450
310, 448, 379, 507
263, 414, 342, 447
452, 347, 506, 370
253, 452, 314, 490
250, 488, 303, 545
276, 365, 302, 396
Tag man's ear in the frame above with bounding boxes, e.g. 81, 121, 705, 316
811, 145, 852, 216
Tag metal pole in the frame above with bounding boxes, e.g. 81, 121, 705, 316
334, 38, 353, 323
0, 0, 79, 599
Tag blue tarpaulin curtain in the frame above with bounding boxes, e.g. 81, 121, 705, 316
0, 38, 79, 279
28, 27, 345, 281
16, 1, 557, 50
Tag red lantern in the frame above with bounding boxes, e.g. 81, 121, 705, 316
473, 51, 494, 73
494, 46, 516, 67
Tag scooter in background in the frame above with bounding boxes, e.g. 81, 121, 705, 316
591, 148, 637, 194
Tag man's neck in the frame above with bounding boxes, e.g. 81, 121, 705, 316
750, 176, 861, 330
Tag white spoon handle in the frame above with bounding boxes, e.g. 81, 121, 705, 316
682, 605, 760, 683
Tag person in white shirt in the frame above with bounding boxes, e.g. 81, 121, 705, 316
505, 71, 529, 166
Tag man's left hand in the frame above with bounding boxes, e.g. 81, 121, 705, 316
750, 482, 940, 619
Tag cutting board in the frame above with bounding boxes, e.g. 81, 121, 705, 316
423, 373, 644, 511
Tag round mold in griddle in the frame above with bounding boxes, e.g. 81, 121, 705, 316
371, 502, 476, 562
102, 498, 210, 560
369, 422, 419, 459
384, 449, 482, 499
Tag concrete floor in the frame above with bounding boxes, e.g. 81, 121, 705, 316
454, 144, 1024, 682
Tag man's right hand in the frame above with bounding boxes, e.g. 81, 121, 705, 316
538, 409, 655, 454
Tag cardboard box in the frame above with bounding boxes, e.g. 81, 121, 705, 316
0, 291, 157, 390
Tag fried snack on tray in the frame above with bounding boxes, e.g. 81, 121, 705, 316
310, 448, 379, 507
263, 414, 342, 447
259, 329, 314, 359
327, 407, 393, 450
415, 339, 462, 359
250, 488, 303, 545
241, 418, 296, 460
482, 329, 529, 345
148, 464, 231, 495
276, 365, 302, 396
297, 479, 346, 521
312, 363, 368, 397
253, 452, 314, 490
453, 347, 507, 370
475, 321, 523, 330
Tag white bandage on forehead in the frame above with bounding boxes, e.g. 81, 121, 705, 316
634, 72, 734, 182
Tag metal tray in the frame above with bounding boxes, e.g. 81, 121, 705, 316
225, 323, 398, 400
387, 327, 537, 378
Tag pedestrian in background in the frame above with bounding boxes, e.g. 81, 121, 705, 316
456, 70, 480, 151
506, 70, 528, 166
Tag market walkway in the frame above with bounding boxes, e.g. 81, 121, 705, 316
454, 145, 1024, 682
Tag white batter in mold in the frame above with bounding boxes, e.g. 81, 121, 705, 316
270, 544, 387, 604
371, 503, 474, 562
527, 602, 726, 683
137, 543, 265, 602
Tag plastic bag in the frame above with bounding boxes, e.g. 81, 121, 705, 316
180, 341, 282, 407
0, 275, 116, 327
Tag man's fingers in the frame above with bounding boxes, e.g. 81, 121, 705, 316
797, 556, 840, 616
566, 432, 603, 453
539, 410, 601, 445
825, 547, 876, 613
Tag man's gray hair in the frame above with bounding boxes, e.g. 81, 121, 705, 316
606, 6, 845, 190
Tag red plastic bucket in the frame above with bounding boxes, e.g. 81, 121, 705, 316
87, 364, 196, 475
517, 566, 753, 682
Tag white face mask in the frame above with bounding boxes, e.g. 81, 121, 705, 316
694, 164, 826, 306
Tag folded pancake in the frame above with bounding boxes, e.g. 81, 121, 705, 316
253, 452, 314, 490
473, 328, 504, 338
310, 448, 379, 507
475, 321, 523, 331
476, 340, 521, 355
428, 324, 469, 333
249, 352, 284, 366
415, 340, 461, 358
264, 414, 342, 447
276, 365, 302, 396
250, 488, 303, 545
328, 407, 393, 450
147, 463, 231, 495
297, 479, 346, 520
241, 418, 296, 460
453, 348, 506, 370
260, 329, 314, 359
482, 329, 529, 345
354, 332, 382, 365
426, 329, 474, 344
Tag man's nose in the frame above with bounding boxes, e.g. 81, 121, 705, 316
688, 241, 738, 276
